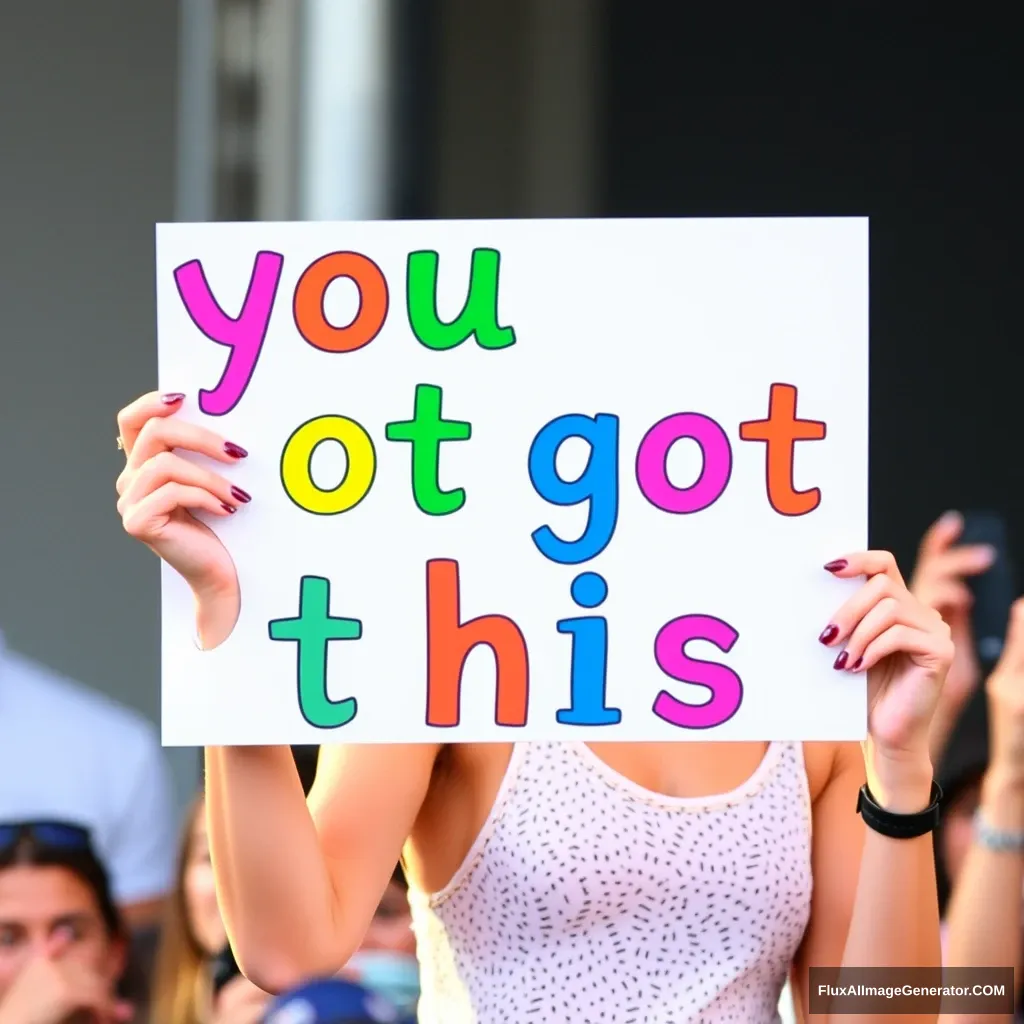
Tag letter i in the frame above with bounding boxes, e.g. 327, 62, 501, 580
556, 572, 622, 726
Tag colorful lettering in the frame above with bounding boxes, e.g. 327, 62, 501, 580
268, 575, 361, 729
406, 248, 516, 351
651, 615, 743, 730
280, 415, 376, 515
385, 384, 472, 515
425, 559, 529, 727
173, 250, 284, 416
635, 413, 733, 514
556, 572, 621, 726
528, 413, 620, 565
293, 251, 389, 353
739, 383, 826, 516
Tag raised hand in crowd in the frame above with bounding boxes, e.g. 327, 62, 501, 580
943, 598, 1024, 1016
910, 511, 995, 764
0, 930, 133, 1024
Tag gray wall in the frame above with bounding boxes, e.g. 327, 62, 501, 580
0, 1, 197, 811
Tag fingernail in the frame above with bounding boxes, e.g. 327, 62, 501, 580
220, 503, 236, 514
824, 559, 848, 573
819, 624, 839, 645
976, 544, 996, 565
939, 510, 962, 527
851, 657, 863, 671
834, 651, 849, 670
160, 392, 186, 405
230, 485, 252, 504
224, 442, 248, 459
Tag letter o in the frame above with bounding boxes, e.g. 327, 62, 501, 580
281, 415, 377, 515
293, 252, 389, 353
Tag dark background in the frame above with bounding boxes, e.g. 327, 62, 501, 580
398, 2, 1023, 580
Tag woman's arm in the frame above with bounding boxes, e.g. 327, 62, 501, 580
793, 550, 952, 1023
943, 598, 1024, 1024
792, 743, 939, 1024
206, 742, 439, 994
112, 394, 442, 995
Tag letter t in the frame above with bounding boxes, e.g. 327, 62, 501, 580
269, 575, 362, 729
386, 384, 472, 515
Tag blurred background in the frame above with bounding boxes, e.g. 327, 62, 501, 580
0, 0, 1020, 816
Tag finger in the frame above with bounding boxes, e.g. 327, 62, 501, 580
835, 593, 909, 671
917, 510, 963, 559
122, 482, 236, 540
117, 451, 249, 514
116, 391, 186, 456
111, 999, 136, 1022
125, 416, 247, 474
917, 579, 973, 616
855, 622, 953, 674
928, 545, 996, 580
825, 550, 906, 586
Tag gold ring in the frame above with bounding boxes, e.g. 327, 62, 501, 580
116, 436, 125, 451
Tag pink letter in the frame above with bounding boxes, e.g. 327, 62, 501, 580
651, 615, 743, 730
635, 413, 732, 514
173, 251, 284, 416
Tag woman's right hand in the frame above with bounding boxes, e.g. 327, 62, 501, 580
115, 391, 248, 647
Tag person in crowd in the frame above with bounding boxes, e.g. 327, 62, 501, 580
0, 820, 134, 1023
909, 511, 996, 766
0, 628, 176, 931
151, 796, 270, 1023
342, 865, 419, 1017
263, 977, 415, 1024
116, 391, 954, 1022
934, 599, 1024, 1020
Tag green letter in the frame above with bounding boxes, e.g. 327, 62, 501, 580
386, 384, 472, 515
406, 248, 516, 351
269, 575, 361, 728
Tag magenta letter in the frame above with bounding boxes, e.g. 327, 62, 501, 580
173, 251, 284, 416
651, 615, 743, 729
635, 413, 732, 514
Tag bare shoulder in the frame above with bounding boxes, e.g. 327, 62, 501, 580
802, 741, 865, 803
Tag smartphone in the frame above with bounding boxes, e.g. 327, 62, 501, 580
959, 511, 1016, 669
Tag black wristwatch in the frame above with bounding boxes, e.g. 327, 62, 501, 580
856, 781, 942, 839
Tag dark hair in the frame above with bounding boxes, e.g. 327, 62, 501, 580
0, 823, 122, 940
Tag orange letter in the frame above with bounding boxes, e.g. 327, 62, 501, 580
293, 251, 389, 353
739, 383, 826, 516
425, 559, 529, 727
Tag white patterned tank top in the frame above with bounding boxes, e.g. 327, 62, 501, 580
408, 741, 813, 1024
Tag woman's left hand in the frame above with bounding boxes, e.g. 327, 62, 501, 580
821, 551, 955, 809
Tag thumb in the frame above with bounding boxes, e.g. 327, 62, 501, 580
918, 510, 963, 560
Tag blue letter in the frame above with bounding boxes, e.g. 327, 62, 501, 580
556, 572, 621, 726
528, 413, 619, 564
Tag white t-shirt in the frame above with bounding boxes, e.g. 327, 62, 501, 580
0, 631, 175, 905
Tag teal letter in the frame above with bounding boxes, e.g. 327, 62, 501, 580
406, 248, 516, 351
269, 575, 361, 729
385, 383, 472, 515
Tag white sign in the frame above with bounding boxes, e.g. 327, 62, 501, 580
156, 217, 868, 745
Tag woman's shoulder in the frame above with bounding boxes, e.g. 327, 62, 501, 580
801, 740, 863, 803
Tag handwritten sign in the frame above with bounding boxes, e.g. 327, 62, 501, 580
156, 218, 868, 745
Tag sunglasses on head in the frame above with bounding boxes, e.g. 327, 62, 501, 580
0, 820, 93, 854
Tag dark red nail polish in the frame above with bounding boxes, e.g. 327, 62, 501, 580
230, 485, 252, 504
819, 625, 839, 645
852, 657, 863, 671
220, 503, 236, 514
824, 559, 849, 573
834, 651, 849, 670
160, 392, 185, 405
224, 442, 248, 459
